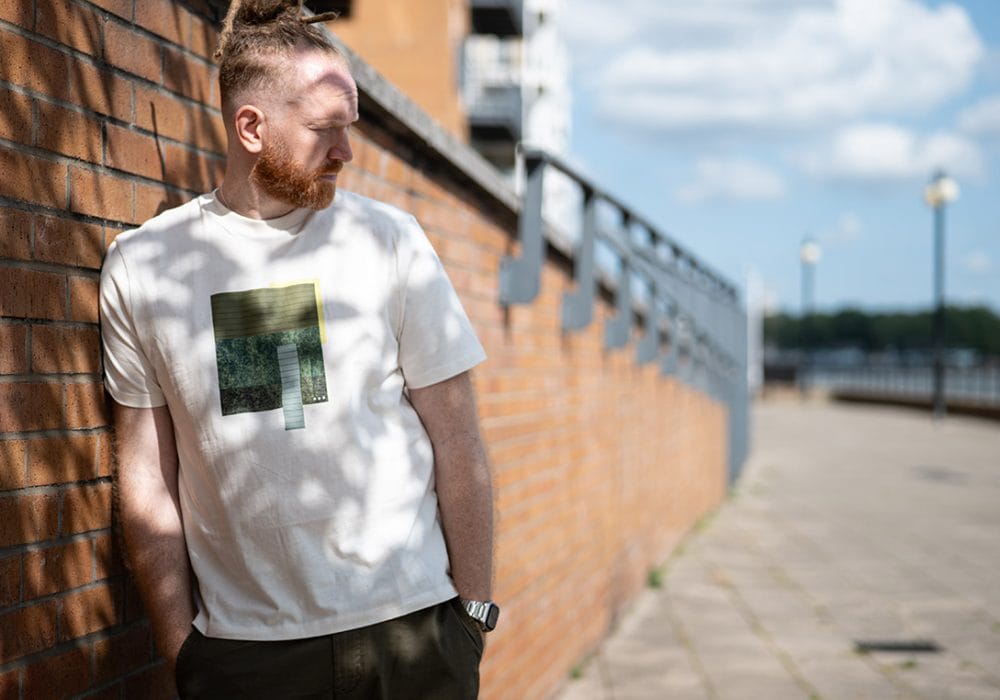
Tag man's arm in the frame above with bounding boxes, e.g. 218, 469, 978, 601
113, 402, 195, 672
408, 371, 493, 601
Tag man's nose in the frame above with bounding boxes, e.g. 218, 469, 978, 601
331, 130, 353, 163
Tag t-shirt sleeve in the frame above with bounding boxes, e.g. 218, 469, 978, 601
395, 216, 486, 389
99, 240, 167, 408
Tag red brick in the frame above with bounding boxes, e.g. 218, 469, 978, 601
31, 325, 102, 375
36, 0, 102, 56
188, 11, 218, 59
0, 267, 67, 321
62, 482, 113, 535
0, 31, 68, 96
0, 439, 27, 490
96, 433, 114, 478
60, 581, 120, 640
24, 538, 94, 599
22, 643, 91, 699
79, 685, 123, 700
33, 214, 105, 269
0, 553, 20, 607
0, 88, 32, 145
104, 19, 162, 83
134, 85, 189, 143
64, 61, 133, 122
65, 381, 109, 429
88, 0, 131, 20
0, 383, 64, 433
69, 276, 100, 323
93, 624, 151, 686
105, 123, 164, 181
135, 0, 187, 46
0, 148, 68, 210
0, 324, 29, 374
189, 105, 226, 154
163, 45, 214, 105
162, 142, 222, 192
0, 491, 59, 548
0, 667, 18, 699
69, 167, 134, 223
0, 207, 32, 260
135, 183, 186, 224
0, 0, 33, 27
28, 434, 100, 486
35, 100, 103, 164
0, 601, 57, 663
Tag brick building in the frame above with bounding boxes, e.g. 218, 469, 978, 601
0, 1, 734, 698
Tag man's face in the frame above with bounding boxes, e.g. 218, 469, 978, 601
251, 50, 358, 211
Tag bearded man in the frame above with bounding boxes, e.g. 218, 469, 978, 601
100, 2, 496, 697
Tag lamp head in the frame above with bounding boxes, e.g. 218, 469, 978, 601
924, 171, 959, 208
800, 239, 822, 265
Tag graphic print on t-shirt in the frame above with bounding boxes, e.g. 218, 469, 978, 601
210, 282, 328, 430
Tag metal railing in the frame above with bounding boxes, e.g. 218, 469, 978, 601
814, 365, 1000, 408
501, 149, 750, 482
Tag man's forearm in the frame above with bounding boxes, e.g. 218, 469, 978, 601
409, 372, 495, 601
113, 403, 194, 670
119, 473, 195, 668
435, 439, 494, 600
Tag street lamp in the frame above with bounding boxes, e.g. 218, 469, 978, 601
800, 238, 821, 395
923, 171, 959, 419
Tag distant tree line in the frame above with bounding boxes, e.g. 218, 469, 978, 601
764, 305, 1000, 356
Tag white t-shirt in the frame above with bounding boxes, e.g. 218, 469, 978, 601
100, 190, 486, 640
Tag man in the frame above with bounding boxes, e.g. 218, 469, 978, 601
100, 2, 497, 697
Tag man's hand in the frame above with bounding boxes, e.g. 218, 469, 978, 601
408, 372, 494, 602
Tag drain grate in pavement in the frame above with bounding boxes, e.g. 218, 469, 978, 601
854, 640, 943, 653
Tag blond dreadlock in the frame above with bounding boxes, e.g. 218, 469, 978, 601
214, 0, 343, 110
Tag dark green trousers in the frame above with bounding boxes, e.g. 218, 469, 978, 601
175, 598, 483, 699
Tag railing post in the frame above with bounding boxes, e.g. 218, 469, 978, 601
604, 213, 633, 350
636, 279, 659, 365
562, 188, 598, 332
500, 153, 545, 306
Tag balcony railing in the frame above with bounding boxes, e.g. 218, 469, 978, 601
502, 148, 750, 481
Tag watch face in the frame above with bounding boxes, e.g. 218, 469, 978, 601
485, 604, 500, 631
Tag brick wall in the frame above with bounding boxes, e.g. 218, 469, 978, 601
0, 2, 728, 698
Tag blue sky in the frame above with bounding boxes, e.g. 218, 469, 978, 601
561, 0, 999, 315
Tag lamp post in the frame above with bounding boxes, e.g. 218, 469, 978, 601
799, 238, 821, 396
923, 171, 959, 419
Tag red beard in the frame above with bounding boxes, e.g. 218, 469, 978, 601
250, 138, 341, 211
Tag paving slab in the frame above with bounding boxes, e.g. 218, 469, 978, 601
553, 398, 1000, 699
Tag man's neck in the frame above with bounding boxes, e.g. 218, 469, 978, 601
216, 180, 297, 220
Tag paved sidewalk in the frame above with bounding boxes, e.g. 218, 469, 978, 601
556, 398, 1000, 699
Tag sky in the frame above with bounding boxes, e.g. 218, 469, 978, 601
559, 0, 1000, 315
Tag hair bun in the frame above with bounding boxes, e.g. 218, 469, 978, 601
232, 0, 303, 26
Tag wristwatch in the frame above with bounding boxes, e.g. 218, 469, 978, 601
461, 599, 500, 632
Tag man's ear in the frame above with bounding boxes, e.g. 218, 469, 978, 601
233, 105, 266, 155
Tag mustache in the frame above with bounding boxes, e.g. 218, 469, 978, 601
318, 161, 344, 177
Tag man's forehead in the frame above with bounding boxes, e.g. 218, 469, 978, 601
293, 52, 355, 94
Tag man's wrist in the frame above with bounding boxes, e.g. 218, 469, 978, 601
460, 598, 500, 632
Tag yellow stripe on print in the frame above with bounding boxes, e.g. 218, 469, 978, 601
270, 279, 326, 344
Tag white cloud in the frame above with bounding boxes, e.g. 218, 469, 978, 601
798, 123, 985, 182
958, 95, 1000, 136
963, 251, 993, 274
564, 0, 983, 133
675, 158, 786, 203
